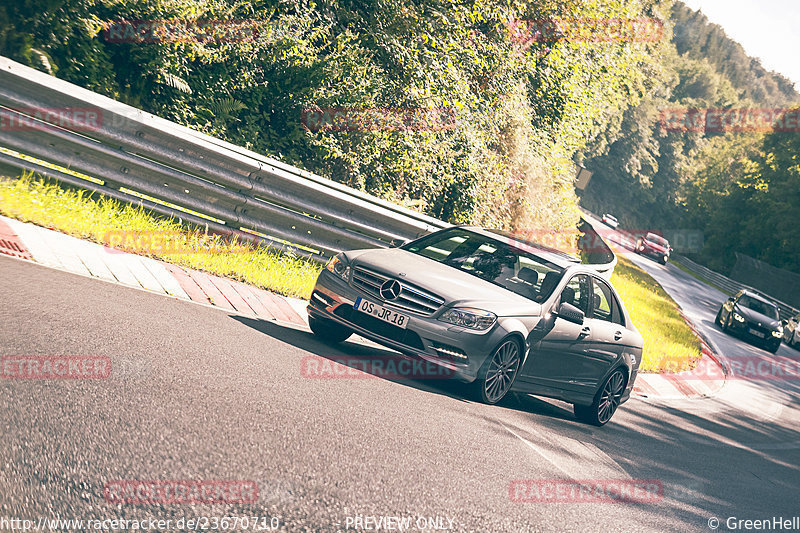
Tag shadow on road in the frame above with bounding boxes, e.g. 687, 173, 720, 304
230, 315, 579, 423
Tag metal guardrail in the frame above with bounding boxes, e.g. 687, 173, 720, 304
0, 55, 616, 277
0, 56, 450, 261
672, 255, 799, 322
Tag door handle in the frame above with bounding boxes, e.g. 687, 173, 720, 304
614, 331, 623, 341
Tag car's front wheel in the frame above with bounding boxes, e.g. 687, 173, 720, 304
574, 369, 627, 426
309, 315, 352, 343
715, 309, 723, 327
473, 338, 522, 405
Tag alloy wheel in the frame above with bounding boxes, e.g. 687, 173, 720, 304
597, 370, 625, 424
483, 340, 521, 404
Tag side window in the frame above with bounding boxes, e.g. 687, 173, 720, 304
591, 278, 625, 326
560, 274, 591, 315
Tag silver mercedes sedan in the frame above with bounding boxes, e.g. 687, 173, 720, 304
307, 226, 643, 426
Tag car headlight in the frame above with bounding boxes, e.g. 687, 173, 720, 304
325, 254, 350, 281
773, 327, 784, 338
438, 307, 497, 330
733, 312, 745, 322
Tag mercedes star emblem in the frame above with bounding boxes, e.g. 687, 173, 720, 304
379, 279, 402, 300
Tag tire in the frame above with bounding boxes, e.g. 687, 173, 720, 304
472, 338, 522, 405
574, 369, 627, 426
309, 315, 352, 344
660, 256, 668, 265
721, 314, 730, 333
714, 309, 723, 327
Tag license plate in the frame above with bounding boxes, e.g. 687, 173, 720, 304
749, 328, 765, 338
354, 297, 410, 329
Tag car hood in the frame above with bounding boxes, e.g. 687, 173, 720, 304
736, 305, 780, 330
345, 248, 543, 317
644, 239, 668, 254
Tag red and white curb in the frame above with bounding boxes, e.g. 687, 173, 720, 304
1, 215, 728, 400
0, 215, 308, 327
630, 305, 728, 400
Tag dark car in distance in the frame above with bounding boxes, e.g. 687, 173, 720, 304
307, 226, 643, 426
716, 290, 783, 353
634, 232, 671, 264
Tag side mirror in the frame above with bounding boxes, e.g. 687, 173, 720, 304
390, 239, 410, 248
555, 302, 585, 325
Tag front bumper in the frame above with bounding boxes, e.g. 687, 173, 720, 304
307, 269, 526, 383
637, 246, 668, 261
727, 318, 781, 346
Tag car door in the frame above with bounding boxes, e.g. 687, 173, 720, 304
576, 277, 632, 392
518, 274, 594, 394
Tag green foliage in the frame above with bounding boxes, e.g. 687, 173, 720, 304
1, 0, 675, 237
580, 1, 799, 275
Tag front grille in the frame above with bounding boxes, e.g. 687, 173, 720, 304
351, 266, 444, 315
745, 322, 771, 337
334, 305, 424, 350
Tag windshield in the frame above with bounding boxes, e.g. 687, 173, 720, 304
646, 233, 669, 247
738, 295, 780, 319
403, 228, 565, 303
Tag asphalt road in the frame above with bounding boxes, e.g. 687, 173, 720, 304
2, 254, 800, 532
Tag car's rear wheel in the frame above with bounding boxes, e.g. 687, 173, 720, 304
473, 338, 522, 405
574, 369, 626, 426
309, 315, 352, 343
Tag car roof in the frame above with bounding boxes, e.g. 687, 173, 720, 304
460, 226, 582, 267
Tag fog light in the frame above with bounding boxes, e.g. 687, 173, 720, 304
432, 343, 468, 361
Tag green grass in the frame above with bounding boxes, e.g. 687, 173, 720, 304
611, 255, 702, 373
1, 173, 700, 373
0, 174, 322, 299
